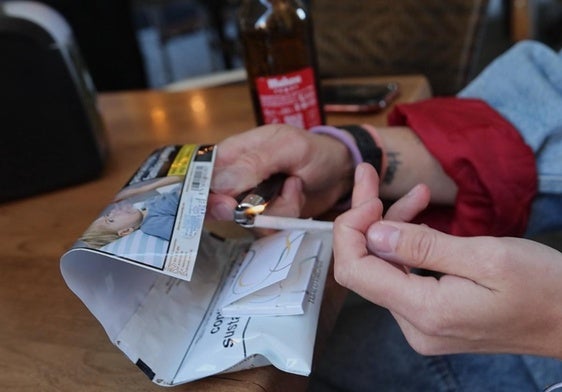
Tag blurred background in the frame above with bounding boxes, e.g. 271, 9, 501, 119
4, 0, 562, 92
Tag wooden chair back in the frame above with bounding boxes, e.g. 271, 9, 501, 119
311, 0, 489, 95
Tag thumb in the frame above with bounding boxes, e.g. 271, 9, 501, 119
366, 221, 481, 279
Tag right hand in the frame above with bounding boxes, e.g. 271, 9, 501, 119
208, 124, 355, 220
334, 164, 562, 359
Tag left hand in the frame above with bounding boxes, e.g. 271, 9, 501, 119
207, 124, 355, 221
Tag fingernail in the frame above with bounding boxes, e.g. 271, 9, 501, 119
355, 164, 366, 182
405, 185, 419, 198
367, 222, 400, 255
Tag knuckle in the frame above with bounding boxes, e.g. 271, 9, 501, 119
235, 150, 266, 172
473, 237, 511, 278
412, 293, 455, 337
417, 314, 447, 338
409, 339, 448, 356
333, 250, 353, 290
333, 256, 351, 288
333, 213, 345, 227
407, 337, 436, 356
405, 229, 438, 269
401, 320, 445, 356
273, 124, 307, 143
271, 125, 313, 161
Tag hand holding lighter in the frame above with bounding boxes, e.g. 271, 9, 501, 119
234, 173, 287, 227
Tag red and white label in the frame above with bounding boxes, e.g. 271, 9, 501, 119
255, 67, 322, 128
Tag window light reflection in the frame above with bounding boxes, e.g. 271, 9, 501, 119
150, 107, 167, 125
189, 93, 209, 127
190, 94, 206, 113
149, 107, 170, 138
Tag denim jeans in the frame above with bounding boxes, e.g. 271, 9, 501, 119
527, 194, 562, 237
308, 296, 562, 392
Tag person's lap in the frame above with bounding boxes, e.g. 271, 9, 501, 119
308, 293, 562, 392
526, 194, 562, 239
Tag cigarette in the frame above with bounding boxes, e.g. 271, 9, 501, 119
251, 215, 333, 231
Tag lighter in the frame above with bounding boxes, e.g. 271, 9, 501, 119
234, 173, 287, 227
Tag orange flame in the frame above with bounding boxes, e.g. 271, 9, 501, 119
245, 203, 267, 216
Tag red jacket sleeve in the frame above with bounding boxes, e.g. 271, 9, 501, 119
387, 97, 537, 237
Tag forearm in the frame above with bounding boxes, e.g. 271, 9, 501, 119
386, 97, 536, 237
373, 125, 457, 205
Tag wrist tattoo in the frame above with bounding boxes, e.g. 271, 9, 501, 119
383, 151, 401, 185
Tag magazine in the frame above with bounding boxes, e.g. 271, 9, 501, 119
60, 144, 334, 386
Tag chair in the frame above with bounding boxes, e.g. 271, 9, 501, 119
38, 0, 148, 91
310, 0, 489, 95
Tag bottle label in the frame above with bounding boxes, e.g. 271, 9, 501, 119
255, 67, 322, 128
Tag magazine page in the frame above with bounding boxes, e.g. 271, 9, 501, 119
65, 144, 215, 281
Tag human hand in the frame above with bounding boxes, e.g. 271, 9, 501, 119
334, 165, 562, 359
208, 124, 354, 221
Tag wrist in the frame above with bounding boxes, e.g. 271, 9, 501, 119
359, 124, 387, 180
309, 124, 385, 208
309, 125, 385, 175
309, 125, 363, 166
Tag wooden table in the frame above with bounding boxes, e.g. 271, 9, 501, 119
0, 75, 430, 391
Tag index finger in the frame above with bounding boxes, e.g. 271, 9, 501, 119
334, 210, 460, 318
212, 125, 310, 195
333, 200, 425, 313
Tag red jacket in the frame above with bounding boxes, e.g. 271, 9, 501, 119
387, 97, 537, 237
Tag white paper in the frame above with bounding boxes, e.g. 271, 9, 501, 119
59, 145, 335, 386
219, 230, 304, 306
61, 230, 333, 386
221, 234, 321, 316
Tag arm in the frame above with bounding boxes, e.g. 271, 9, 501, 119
334, 163, 562, 359
388, 97, 537, 237
208, 123, 453, 220
375, 125, 457, 204
209, 97, 536, 238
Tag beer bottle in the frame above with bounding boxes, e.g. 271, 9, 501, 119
237, 0, 325, 128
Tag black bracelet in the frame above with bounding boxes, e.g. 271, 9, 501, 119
338, 124, 383, 176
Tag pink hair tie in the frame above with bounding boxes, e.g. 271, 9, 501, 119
309, 124, 384, 209
309, 125, 363, 167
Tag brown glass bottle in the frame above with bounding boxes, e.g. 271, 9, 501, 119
238, 0, 325, 128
